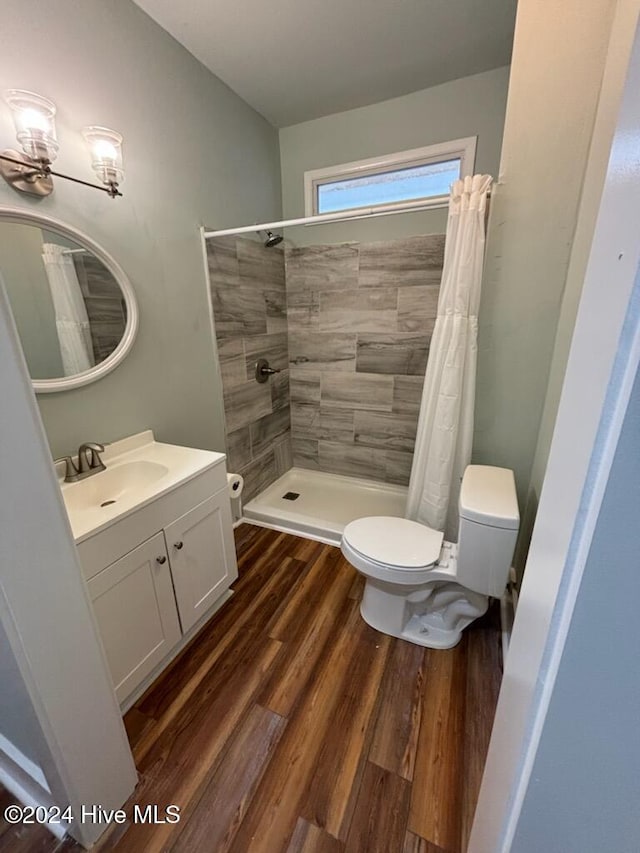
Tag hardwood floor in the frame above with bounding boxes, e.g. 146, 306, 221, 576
0, 524, 502, 853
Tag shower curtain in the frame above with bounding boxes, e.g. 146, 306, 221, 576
42, 243, 95, 375
406, 174, 492, 539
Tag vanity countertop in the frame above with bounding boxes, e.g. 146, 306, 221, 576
58, 430, 226, 543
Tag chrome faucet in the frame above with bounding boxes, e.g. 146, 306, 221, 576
55, 443, 107, 483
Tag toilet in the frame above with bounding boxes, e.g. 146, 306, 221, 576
340, 465, 520, 649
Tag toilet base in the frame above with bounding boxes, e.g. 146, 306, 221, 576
360, 576, 488, 649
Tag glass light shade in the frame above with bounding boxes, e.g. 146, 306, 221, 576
82, 126, 124, 186
4, 89, 59, 162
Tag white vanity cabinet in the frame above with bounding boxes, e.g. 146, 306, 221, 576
87, 533, 181, 703
76, 460, 237, 707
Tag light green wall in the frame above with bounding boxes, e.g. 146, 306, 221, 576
0, 0, 282, 459
278, 67, 510, 246
475, 0, 618, 573
523, 0, 639, 563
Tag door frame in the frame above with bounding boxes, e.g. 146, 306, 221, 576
469, 9, 640, 851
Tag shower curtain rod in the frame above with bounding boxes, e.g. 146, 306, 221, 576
202, 196, 455, 238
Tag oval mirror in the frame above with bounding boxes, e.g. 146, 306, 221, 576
0, 207, 138, 393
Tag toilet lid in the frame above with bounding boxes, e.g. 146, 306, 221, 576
343, 517, 443, 569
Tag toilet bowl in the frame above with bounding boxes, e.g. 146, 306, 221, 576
340, 465, 520, 649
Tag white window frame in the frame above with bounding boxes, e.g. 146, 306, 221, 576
304, 136, 477, 217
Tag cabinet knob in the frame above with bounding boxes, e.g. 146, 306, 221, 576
174, 541, 184, 550
156, 555, 167, 564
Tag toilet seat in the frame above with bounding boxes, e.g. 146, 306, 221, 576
342, 517, 444, 585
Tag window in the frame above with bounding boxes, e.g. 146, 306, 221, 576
304, 137, 477, 217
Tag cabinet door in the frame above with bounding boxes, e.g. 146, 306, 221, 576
164, 493, 238, 634
87, 532, 181, 703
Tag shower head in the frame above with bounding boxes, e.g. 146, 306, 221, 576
262, 230, 283, 248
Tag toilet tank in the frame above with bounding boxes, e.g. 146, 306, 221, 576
456, 465, 520, 598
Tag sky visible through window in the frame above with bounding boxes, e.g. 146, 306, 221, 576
316, 158, 461, 213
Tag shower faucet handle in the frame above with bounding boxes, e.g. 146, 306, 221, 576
255, 358, 281, 383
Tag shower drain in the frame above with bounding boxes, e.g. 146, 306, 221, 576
282, 492, 300, 501
100, 499, 117, 507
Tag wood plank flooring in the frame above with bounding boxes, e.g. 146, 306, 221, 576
0, 524, 502, 853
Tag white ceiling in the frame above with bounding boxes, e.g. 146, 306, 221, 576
133, 0, 516, 128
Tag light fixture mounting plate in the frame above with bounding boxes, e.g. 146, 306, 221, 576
0, 149, 53, 197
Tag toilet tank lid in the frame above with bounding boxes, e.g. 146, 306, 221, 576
459, 465, 520, 530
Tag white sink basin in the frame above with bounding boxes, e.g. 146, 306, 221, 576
58, 431, 226, 542
62, 460, 170, 515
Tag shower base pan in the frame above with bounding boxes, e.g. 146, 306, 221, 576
242, 467, 407, 545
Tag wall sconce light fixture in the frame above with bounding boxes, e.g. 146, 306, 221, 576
0, 89, 124, 199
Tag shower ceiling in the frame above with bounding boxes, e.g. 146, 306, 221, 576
133, 0, 516, 127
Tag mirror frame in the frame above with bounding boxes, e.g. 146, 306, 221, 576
0, 206, 138, 393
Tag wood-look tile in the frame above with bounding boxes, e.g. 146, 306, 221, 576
211, 285, 268, 339
354, 411, 419, 453
292, 437, 319, 469
344, 762, 411, 853
245, 332, 289, 376
318, 406, 354, 442
260, 554, 355, 716
403, 832, 450, 853
287, 290, 320, 331
223, 380, 273, 433
397, 286, 440, 333
369, 642, 427, 780
289, 333, 356, 372
169, 704, 286, 853
207, 236, 239, 288
218, 338, 244, 360
228, 602, 387, 852
318, 441, 387, 481
233, 522, 267, 563
384, 448, 415, 486
286, 244, 359, 291
356, 333, 430, 376
359, 235, 445, 288
290, 369, 321, 404
250, 406, 291, 458
298, 626, 391, 840
321, 373, 393, 411
319, 289, 398, 333
225, 426, 252, 472
77, 254, 124, 299
408, 644, 468, 852
238, 237, 285, 289
266, 289, 288, 333
274, 435, 294, 476
271, 369, 291, 412
220, 354, 248, 388
287, 819, 344, 853
393, 376, 424, 415
114, 638, 284, 852
347, 573, 365, 601
83, 295, 126, 323
239, 448, 278, 502
267, 546, 345, 642
460, 622, 502, 852
291, 401, 321, 439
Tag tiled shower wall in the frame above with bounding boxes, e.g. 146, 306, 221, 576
286, 234, 445, 485
73, 253, 127, 363
207, 237, 291, 502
